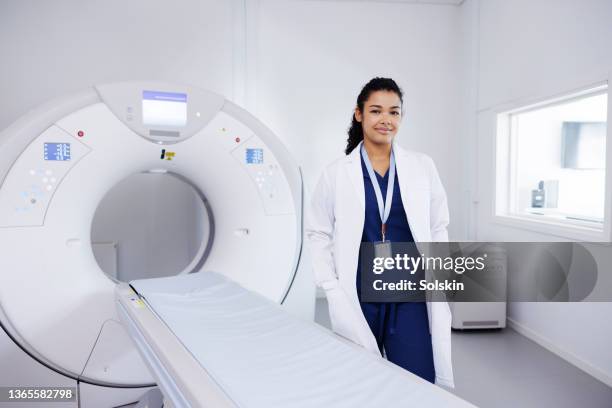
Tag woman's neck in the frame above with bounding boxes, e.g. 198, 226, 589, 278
363, 138, 392, 160
363, 138, 392, 176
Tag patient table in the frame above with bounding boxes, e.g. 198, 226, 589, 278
116, 272, 475, 408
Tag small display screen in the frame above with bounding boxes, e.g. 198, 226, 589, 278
44, 143, 71, 161
142, 90, 187, 128
246, 148, 264, 164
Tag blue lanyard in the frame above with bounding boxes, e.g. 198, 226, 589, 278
361, 144, 396, 242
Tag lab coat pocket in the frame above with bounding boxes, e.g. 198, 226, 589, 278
325, 287, 360, 344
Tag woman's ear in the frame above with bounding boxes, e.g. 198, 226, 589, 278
354, 107, 362, 123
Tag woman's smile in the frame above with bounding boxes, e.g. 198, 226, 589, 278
375, 126, 393, 134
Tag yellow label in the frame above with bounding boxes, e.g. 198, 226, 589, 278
131, 299, 145, 308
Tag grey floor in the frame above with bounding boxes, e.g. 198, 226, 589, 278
315, 298, 612, 408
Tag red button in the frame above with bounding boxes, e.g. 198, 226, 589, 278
77, 130, 84, 137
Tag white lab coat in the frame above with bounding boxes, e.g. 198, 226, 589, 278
305, 140, 455, 388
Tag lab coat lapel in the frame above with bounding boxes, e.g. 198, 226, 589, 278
345, 142, 365, 209
393, 143, 423, 242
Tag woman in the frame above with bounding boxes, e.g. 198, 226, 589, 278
306, 77, 454, 388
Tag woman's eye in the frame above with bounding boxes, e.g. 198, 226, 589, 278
370, 110, 380, 114
392, 111, 400, 116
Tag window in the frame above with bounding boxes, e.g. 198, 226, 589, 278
495, 84, 609, 239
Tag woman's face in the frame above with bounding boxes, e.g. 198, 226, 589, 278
355, 90, 402, 146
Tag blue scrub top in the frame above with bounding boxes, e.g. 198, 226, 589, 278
356, 150, 415, 296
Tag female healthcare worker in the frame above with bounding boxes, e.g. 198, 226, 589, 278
306, 77, 454, 388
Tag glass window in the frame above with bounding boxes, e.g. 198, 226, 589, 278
497, 85, 608, 231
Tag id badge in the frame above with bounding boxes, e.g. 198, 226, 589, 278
373, 240, 392, 259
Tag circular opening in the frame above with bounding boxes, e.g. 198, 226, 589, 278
91, 172, 211, 282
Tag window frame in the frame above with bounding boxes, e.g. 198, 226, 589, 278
492, 80, 612, 242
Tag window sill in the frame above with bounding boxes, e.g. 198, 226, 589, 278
492, 213, 609, 242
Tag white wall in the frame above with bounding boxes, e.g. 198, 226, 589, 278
0, 0, 235, 130
477, 0, 612, 111
253, 0, 469, 240
470, 0, 612, 386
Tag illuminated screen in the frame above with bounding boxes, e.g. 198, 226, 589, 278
246, 148, 264, 164
142, 90, 187, 127
44, 143, 71, 161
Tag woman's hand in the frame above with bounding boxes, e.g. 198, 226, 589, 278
325, 285, 361, 343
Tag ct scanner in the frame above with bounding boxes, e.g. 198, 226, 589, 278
0, 81, 307, 405
0, 81, 474, 407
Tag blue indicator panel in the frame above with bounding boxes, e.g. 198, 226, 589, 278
44, 143, 71, 161
246, 148, 264, 164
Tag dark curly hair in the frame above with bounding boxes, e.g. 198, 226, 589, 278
345, 77, 403, 155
